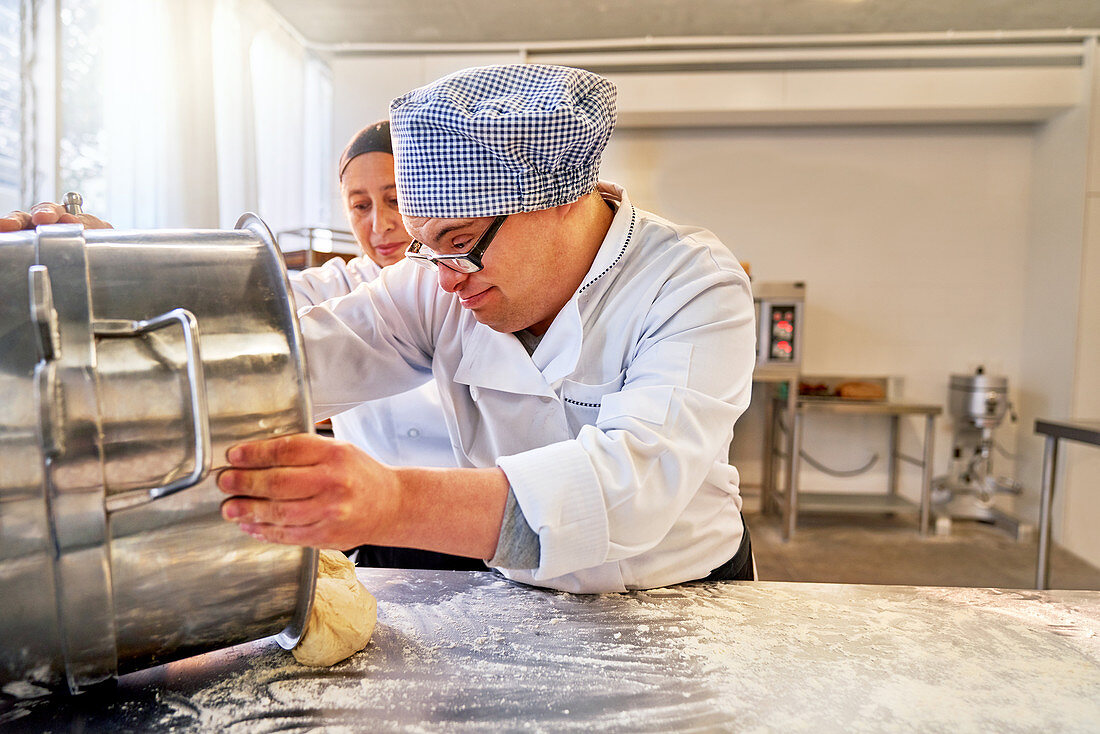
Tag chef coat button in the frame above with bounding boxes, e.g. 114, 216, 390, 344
407, 428, 421, 438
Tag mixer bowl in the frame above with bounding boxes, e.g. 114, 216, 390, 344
948, 371, 1009, 429
0, 216, 317, 693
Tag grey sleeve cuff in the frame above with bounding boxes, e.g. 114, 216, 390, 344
486, 487, 541, 570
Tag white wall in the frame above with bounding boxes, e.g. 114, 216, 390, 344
1011, 41, 1100, 572
601, 125, 1035, 501
1016, 77, 1088, 548
1062, 41, 1100, 568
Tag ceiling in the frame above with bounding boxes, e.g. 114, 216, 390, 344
264, 0, 1100, 50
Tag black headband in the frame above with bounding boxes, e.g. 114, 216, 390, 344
338, 120, 392, 180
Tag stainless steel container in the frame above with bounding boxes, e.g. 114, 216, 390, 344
0, 216, 316, 694
948, 369, 1010, 429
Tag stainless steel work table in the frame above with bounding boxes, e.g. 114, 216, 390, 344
754, 364, 801, 543
6, 569, 1100, 732
1035, 419, 1100, 590
765, 398, 941, 540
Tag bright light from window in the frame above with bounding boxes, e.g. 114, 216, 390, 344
0, 0, 20, 213
59, 0, 107, 213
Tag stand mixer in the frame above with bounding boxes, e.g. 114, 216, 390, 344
932, 366, 1025, 535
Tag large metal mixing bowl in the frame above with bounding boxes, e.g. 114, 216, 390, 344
948, 370, 1010, 429
0, 215, 317, 694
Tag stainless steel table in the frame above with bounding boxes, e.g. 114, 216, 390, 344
754, 364, 800, 537
766, 398, 941, 540
1034, 419, 1100, 590
6, 569, 1100, 732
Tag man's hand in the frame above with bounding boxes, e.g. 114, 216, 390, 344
218, 432, 510, 559
218, 433, 403, 551
0, 202, 113, 232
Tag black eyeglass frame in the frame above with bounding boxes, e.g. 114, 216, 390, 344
405, 215, 508, 274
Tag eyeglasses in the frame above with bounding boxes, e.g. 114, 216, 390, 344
405, 215, 508, 274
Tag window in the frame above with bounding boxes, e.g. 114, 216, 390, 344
6, 0, 332, 229
0, 0, 106, 214
58, 0, 106, 213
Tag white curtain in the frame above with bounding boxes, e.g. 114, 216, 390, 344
248, 27, 305, 236
302, 54, 333, 231
212, 0, 334, 234
94, 0, 331, 231
211, 0, 257, 228
100, 0, 219, 227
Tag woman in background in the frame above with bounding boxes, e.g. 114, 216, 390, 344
288, 121, 485, 572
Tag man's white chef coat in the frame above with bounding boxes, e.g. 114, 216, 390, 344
298, 183, 756, 593
288, 256, 456, 468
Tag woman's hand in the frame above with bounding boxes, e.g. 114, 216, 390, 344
0, 202, 113, 232
218, 433, 403, 551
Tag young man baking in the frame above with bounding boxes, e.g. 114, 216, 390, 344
219, 64, 757, 592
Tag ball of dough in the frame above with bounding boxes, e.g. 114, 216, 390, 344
293, 550, 378, 667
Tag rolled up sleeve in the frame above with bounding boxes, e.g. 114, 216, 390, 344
496, 439, 611, 579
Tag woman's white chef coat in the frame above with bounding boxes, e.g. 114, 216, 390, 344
288, 256, 456, 468
297, 183, 756, 593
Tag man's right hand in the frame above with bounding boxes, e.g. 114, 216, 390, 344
0, 202, 113, 232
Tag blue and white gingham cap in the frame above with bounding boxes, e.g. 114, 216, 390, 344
389, 64, 617, 219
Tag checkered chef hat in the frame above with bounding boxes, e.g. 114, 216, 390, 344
389, 64, 617, 218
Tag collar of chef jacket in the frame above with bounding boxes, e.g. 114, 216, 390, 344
452, 324, 554, 398
451, 181, 635, 398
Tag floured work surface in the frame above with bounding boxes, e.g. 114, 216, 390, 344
5, 570, 1100, 733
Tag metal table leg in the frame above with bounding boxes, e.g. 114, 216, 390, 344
761, 384, 775, 515
1036, 435, 1059, 590
785, 393, 801, 541
919, 413, 935, 537
887, 415, 899, 499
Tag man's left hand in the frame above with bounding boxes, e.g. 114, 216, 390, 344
217, 433, 403, 551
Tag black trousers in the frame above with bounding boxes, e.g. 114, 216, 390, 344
699, 522, 755, 582
349, 521, 754, 580
348, 545, 489, 572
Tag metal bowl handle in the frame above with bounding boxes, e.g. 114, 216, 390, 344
95, 308, 212, 511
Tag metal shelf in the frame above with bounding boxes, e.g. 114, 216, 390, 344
763, 397, 940, 541
769, 491, 921, 515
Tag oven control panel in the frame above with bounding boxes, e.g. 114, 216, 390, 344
753, 282, 805, 367
767, 304, 797, 361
